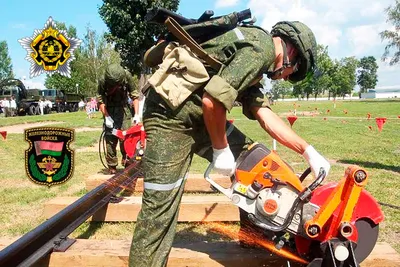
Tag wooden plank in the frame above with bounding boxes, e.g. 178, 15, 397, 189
0, 239, 397, 267
361, 242, 400, 267
85, 174, 232, 193
43, 196, 239, 222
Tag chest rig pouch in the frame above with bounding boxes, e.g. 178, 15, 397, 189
148, 42, 210, 110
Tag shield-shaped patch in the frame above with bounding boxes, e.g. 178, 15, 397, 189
25, 127, 74, 186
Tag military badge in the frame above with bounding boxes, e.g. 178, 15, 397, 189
18, 17, 81, 78
25, 127, 75, 186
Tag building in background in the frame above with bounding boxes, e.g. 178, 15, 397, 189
361, 88, 400, 99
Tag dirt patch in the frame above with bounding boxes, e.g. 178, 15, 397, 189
75, 127, 102, 132
76, 141, 101, 152
281, 111, 320, 117
0, 122, 102, 134
0, 121, 65, 134
1, 179, 36, 188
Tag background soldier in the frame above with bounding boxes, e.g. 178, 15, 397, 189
97, 64, 140, 174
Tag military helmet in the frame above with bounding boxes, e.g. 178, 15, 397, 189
104, 64, 126, 87
271, 21, 317, 83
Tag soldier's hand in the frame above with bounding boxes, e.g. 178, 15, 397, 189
303, 145, 330, 179
132, 114, 140, 125
105, 116, 114, 128
212, 146, 235, 176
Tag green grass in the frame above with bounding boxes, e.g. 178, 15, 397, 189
0, 99, 399, 253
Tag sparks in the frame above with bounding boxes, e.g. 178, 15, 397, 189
206, 222, 309, 265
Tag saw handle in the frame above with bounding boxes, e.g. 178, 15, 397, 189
299, 168, 327, 201
204, 163, 233, 198
299, 167, 312, 182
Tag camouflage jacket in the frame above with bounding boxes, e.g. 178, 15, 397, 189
200, 26, 275, 117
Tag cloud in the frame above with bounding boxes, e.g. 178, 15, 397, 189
313, 25, 342, 47
24, 79, 46, 90
377, 58, 400, 72
248, 0, 393, 50
14, 68, 46, 89
246, 0, 400, 86
215, 0, 239, 8
360, 2, 386, 17
346, 23, 387, 56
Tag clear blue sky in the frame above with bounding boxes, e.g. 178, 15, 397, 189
2, 0, 398, 89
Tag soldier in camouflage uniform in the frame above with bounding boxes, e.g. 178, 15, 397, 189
129, 19, 330, 267
97, 64, 140, 174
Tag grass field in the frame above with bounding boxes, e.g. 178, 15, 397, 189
0, 99, 399, 253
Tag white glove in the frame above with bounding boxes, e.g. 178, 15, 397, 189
303, 145, 330, 179
212, 146, 235, 176
132, 114, 140, 125
105, 116, 114, 128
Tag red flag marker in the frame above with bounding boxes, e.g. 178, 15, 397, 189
287, 116, 298, 127
367, 113, 371, 120
375, 117, 387, 132
0, 131, 7, 140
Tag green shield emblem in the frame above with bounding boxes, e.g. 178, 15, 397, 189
25, 127, 75, 186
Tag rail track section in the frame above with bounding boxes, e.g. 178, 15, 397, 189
0, 161, 142, 267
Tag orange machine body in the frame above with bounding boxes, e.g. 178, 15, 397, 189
235, 146, 304, 193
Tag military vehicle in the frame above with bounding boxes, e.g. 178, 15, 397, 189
0, 78, 42, 115
40, 89, 83, 112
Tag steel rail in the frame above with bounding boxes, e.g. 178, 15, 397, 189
0, 161, 142, 267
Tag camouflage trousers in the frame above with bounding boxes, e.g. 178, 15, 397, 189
104, 105, 132, 167
129, 89, 253, 267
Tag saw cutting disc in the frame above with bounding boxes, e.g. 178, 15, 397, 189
354, 219, 379, 263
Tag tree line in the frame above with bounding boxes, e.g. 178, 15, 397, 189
270, 47, 378, 100
0, 0, 400, 98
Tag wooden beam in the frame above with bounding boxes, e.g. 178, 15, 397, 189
85, 174, 232, 193
43, 196, 239, 222
1, 239, 398, 267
